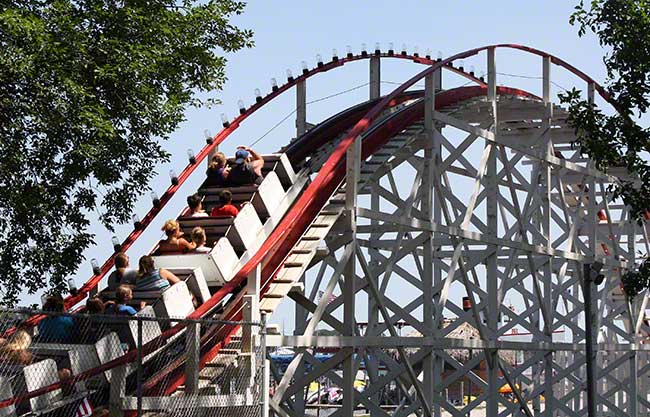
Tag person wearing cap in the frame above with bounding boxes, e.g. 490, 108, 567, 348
228, 146, 264, 186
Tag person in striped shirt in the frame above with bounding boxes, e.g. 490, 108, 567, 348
134, 255, 180, 291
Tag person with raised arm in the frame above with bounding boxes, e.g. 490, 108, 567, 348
228, 145, 264, 186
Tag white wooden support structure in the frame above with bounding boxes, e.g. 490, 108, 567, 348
293, 78, 308, 416
368, 53, 382, 417
251, 49, 650, 417
542, 54, 555, 417
369, 56, 381, 100
342, 134, 361, 416
485, 46, 499, 417
423, 71, 436, 416
11, 50, 650, 417
296, 80, 307, 137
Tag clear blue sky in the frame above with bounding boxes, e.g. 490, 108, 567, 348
29, 2, 612, 330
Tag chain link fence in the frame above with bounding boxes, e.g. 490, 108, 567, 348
0, 308, 267, 417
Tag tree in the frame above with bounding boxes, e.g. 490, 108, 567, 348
0, 0, 253, 305
561, 0, 650, 298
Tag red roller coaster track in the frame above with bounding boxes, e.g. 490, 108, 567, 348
1, 44, 619, 410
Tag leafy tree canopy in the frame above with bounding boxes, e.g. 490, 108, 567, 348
0, 0, 253, 304
562, 0, 650, 298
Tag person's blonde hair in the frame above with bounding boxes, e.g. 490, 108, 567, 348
161, 219, 179, 237
1, 330, 31, 353
191, 227, 206, 246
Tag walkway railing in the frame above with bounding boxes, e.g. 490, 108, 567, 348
0, 308, 268, 417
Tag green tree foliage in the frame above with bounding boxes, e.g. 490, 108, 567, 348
0, 0, 253, 304
561, 0, 650, 298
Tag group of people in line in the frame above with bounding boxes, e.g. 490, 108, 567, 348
0, 146, 265, 366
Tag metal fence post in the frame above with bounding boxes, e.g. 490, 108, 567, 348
584, 264, 597, 417
136, 317, 143, 417
261, 312, 269, 417
185, 321, 201, 394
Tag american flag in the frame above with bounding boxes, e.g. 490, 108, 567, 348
75, 398, 93, 417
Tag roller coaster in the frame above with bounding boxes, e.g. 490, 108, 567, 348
1, 44, 649, 417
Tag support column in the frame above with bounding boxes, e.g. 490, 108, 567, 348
296, 80, 307, 137
432, 64, 444, 417
423, 72, 437, 416
486, 46, 499, 417
368, 54, 381, 416
433, 66, 442, 92
369, 56, 381, 100
342, 135, 361, 416
630, 219, 641, 417
630, 352, 638, 417
586, 81, 598, 416
293, 310, 306, 414
542, 55, 556, 417
243, 264, 261, 353
247, 264, 261, 321
293, 80, 308, 414
184, 321, 201, 394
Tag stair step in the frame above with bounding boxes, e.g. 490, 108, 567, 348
273, 278, 296, 284
283, 262, 304, 268
264, 293, 285, 299
290, 249, 313, 255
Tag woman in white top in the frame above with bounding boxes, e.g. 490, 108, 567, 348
187, 193, 208, 217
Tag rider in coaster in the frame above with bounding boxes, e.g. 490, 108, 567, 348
205, 152, 229, 187
228, 146, 264, 186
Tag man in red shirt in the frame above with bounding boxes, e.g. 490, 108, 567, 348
210, 190, 239, 217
